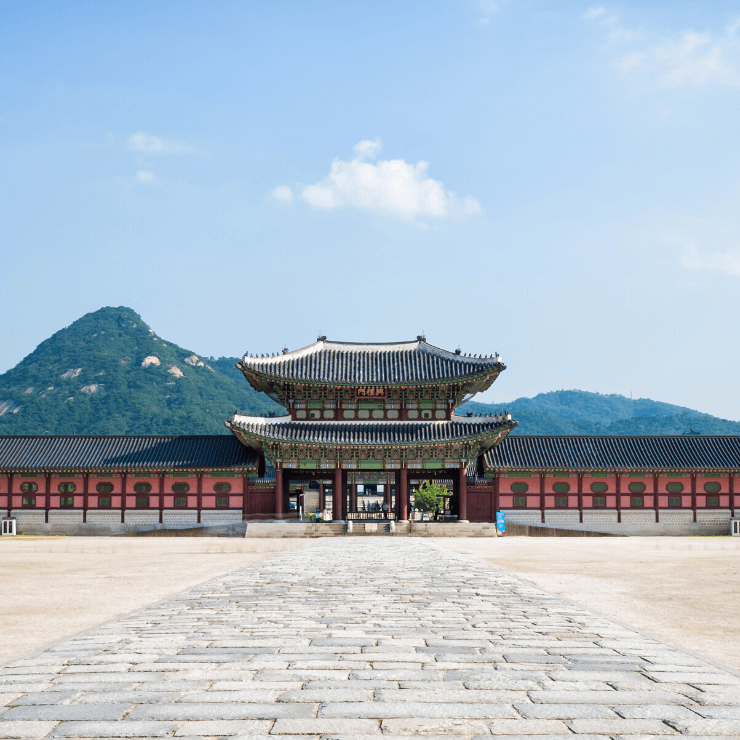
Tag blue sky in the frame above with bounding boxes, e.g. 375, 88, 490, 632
2, 1, 740, 418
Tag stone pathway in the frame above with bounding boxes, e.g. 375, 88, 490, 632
1, 539, 739, 739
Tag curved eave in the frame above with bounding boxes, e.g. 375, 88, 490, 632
226, 414, 517, 449
237, 362, 505, 390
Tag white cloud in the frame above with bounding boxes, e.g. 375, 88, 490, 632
272, 185, 294, 203
680, 245, 740, 276
586, 9, 740, 88
618, 30, 740, 88
136, 170, 155, 182
128, 131, 188, 153
584, 7, 606, 20
296, 140, 482, 222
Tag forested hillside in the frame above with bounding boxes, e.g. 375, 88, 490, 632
0, 307, 283, 435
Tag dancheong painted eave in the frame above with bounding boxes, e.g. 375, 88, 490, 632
483, 434, 740, 472
237, 338, 505, 386
226, 413, 517, 446
0, 435, 259, 473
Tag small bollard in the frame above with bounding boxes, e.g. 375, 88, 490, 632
346, 520, 353, 534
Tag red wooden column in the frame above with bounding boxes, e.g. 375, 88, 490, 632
577, 473, 583, 524
243, 473, 250, 521
350, 483, 357, 514
539, 472, 545, 524
731, 473, 736, 517
319, 481, 325, 513
616, 473, 621, 523
159, 473, 164, 524
7, 472, 13, 516
197, 474, 203, 524
45, 473, 50, 524
653, 472, 660, 523
121, 473, 127, 524
83, 473, 89, 524
275, 465, 284, 519
333, 466, 342, 520
493, 474, 499, 519
399, 466, 409, 521
458, 465, 468, 522
691, 472, 697, 523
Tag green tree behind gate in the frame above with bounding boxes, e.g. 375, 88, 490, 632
414, 481, 448, 512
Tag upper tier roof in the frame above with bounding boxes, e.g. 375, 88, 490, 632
238, 338, 504, 385
228, 413, 513, 445
483, 435, 740, 471
0, 435, 258, 472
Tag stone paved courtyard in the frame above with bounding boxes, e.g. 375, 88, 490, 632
1, 539, 740, 739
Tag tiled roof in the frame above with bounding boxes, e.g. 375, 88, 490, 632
238, 339, 504, 385
228, 414, 512, 446
484, 435, 740, 471
0, 435, 259, 472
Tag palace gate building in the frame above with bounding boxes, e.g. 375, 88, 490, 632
1, 337, 739, 535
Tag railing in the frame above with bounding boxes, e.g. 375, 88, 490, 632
347, 511, 397, 521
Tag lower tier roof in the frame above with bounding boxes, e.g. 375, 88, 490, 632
483, 434, 740, 471
227, 414, 514, 445
0, 435, 259, 473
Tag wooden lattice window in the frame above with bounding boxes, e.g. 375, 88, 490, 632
704, 482, 721, 493
592, 496, 606, 507
706, 496, 720, 507
513, 496, 526, 507
628, 482, 646, 493
511, 483, 528, 493
172, 483, 190, 493
554, 496, 568, 507
590, 482, 608, 493
134, 483, 151, 494
666, 482, 684, 493
58, 482, 76, 493
668, 496, 681, 507
174, 497, 187, 507
214, 483, 232, 493
20, 482, 38, 493
96, 482, 114, 494
553, 482, 570, 493
630, 496, 644, 507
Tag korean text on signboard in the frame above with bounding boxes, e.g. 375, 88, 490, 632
355, 386, 387, 399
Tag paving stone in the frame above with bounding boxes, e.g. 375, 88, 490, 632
318, 702, 518, 718
689, 705, 740, 719
0, 721, 58, 738
615, 704, 704, 720
488, 718, 572, 733
2, 703, 131, 720
567, 718, 679, 734
126, 702, 313, 719
514, 703, 618, 719
380, 718, 490, 734
271, 718, 380, 734
73, 691, 182, 704
529, 690, 692, 704
173, 719, 272, 735
49, 720, 179, 736
13, 691, 81, 705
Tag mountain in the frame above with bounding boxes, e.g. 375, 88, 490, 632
1, 308, 738, 436
0, 307, 283, 435
460, 391, 740, 435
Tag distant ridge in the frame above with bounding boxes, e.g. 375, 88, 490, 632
459, 390, 740, 436
1, 307, 737, 436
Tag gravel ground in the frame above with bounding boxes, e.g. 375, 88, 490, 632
0, 537, 304, 666
434, 536, 740, 671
